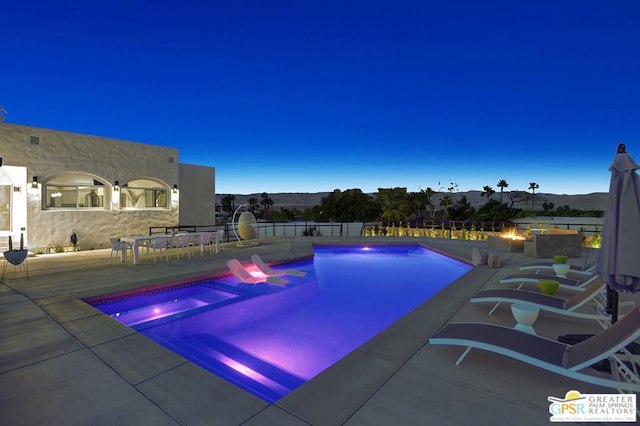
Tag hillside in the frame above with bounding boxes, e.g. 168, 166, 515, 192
216, 191, 608, 212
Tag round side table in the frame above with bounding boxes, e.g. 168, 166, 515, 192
552, 263, 570, 278
511, 303, 540, 335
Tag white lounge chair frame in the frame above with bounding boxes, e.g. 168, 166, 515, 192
227, 259, 287, 286
490, 272, 600, 315
520, 261, 597, 276
429, 305, 640, 392
251, 254, 306, 277
471, 278, 611, 325
500, 272, 598, 291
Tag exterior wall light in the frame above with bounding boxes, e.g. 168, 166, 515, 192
172, 184, 178, 193
114, 180, 119, 191
31, 176, 38, 189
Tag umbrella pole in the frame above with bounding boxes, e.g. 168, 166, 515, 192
583, 247, 590, 269
606, 287, 619, 323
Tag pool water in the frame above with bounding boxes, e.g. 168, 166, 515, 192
91, 245, 471, 402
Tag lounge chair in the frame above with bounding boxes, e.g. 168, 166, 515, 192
251, 254, 307, 277
471, 278, 610, 321
500, 272, 598, 290
490, 271, 601, 315
227, 259, 288, 286
428, 305, 640, 392
520, 261, 596, 276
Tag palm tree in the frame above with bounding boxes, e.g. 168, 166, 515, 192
528, 182, 539, 211
481, 185, 495, 200
221, 194, 236, 214
247, 197, 259, 214
260, 192, 274, 219
497, 179, 508, 203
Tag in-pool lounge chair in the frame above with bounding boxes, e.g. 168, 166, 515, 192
429, 305, 640, 392
471, 278, 610, 322
251, 254, 307, 277
227, 259, 288, 286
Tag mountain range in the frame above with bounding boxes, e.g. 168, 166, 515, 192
216, 191, 608, 212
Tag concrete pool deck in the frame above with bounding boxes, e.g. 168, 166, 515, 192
0, 237, 636, 425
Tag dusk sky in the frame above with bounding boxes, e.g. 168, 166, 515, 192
2, 1, 639, 195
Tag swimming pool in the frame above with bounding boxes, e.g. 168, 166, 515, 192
91, 244, 471, 402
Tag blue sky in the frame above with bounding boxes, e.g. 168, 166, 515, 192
2, 1, 639, 195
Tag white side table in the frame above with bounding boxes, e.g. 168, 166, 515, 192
511, 303, 540, 334
552, 263, 570, 278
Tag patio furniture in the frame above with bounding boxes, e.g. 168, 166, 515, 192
129, 234, 151, 262
109, 238, 132, 265
511, 304, 539, 334
520, 261, 596, 276
215, 229, 224, 252
552, 263, 571, 278
194, 232, 213, 256
251, 254, 306, 277
2, 250, 29, 281
471, 278, 611, 322
428, 305, 640, 392
227, 259, 287, 286
500, 272, 598, 290
173, 233, 191, 260
149, 236, 169, 263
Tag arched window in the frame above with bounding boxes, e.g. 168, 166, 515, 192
120, 178, 169, 209
44, 173, 109, 209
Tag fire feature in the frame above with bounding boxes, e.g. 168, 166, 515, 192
500, 229, 526, 241
487, 230, 530, 252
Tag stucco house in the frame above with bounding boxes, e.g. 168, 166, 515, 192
0, 122, 215, 253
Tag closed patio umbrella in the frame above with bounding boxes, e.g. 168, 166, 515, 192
598, 143, 640, 323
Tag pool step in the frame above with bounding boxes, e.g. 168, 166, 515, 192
132, 295, 249, 331
166, 333, 306, 402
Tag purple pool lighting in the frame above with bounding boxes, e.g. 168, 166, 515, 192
90, 245, 471, 402
97, 285, 241, 326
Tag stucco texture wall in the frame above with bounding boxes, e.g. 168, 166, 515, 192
179, 163, 215, 226
1, 123, 189, 251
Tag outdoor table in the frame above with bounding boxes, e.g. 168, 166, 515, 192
120, 235, 155, 264
511, 303, 539, 335
121, 231, 221, 265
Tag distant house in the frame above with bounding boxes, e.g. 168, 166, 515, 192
0, 123, 215, 252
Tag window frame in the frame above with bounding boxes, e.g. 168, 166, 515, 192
43, 174, 109, 210
119, 179, 170, 209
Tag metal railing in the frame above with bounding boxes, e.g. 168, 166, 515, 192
149, 219, 603, 243
361, 219, 603, 239
248, 222, 346, 238
149, 222, 351, 243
